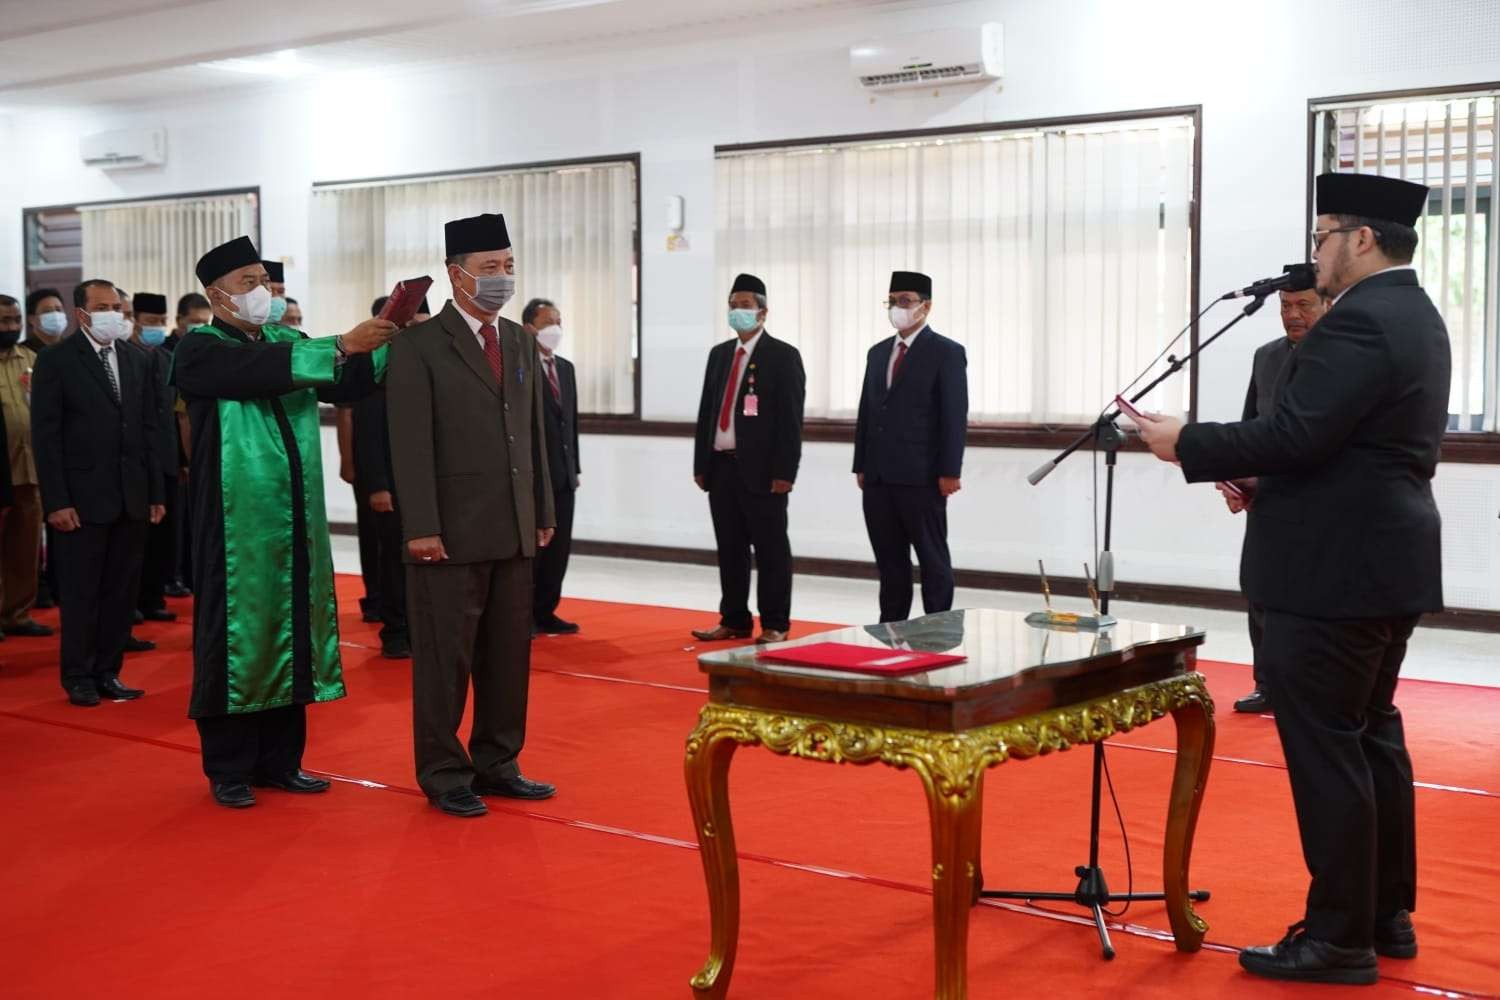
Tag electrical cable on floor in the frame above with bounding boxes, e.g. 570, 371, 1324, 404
1099, 742, 1135, 919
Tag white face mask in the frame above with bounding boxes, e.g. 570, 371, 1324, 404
221, 284, 273, 326
86, 311, 132, 343
888, 304, 926, 331
38, 311, 69, 337
536, 325, 564, 353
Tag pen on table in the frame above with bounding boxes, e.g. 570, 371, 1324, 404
1038, 559, 1053, 611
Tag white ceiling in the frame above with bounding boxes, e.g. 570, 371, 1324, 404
0, 0, 923, 110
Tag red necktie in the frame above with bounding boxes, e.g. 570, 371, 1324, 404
718, 347, 746, 432
890, 340, 908, 386
480, 324, 504, 383
545, 357, 562, 403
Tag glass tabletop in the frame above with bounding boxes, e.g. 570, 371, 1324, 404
697, 608, 1204, 694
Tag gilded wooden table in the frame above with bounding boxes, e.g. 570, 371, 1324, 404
684, 609, 1214, 999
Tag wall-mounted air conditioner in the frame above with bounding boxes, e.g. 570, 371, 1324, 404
80, 128, 167, 169
851, 23, 1003, 93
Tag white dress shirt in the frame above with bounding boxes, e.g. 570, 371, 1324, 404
887, 325, 926, 388
455, 300, 502, 350
1330, 265, 1417, 309
713, 328, 763, 452
82, 329, 122, 394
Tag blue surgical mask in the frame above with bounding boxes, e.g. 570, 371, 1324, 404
266, 296, 287, 324
141, 326, 168, 347
38, 311, 68, 337
728, 308, 761, 334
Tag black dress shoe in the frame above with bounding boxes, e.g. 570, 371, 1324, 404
98, 676, 145, 701
1374, 910, 1417, 959
253, 771, 331, 794
211, 781, 256, 809
131, 610, 144, 625
473, 775, 557, 800
381, 636, 412, 660
4, 620, 54, 638
66, 685, 101, 707
1238, 922, 1378, 985
141, 608, 178, 622
123, 635, 156, 653
536, 616, 580, 635
1233, 688, 1272, 714
164, 582, 192, 599
429, 786, 487, 817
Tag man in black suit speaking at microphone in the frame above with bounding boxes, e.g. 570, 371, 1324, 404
1133, 172, 1448, 985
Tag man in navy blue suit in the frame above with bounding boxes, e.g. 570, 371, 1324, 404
853, 271, 967, 623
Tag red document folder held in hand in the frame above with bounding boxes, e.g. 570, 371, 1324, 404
377, 276, 434, 326
756, 642, 966, 676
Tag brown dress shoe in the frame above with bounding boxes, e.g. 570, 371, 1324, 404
691, 625, 753, 642
755, 629, 789, 644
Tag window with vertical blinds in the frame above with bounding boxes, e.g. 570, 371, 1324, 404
309, 159, 639, 416
715, 113, 1197, 424
1313, 89, 1498, 431
78, 191, 259, 308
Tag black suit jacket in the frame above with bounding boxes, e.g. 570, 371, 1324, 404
135, 343, 179, 481
30, 331, 162, 524
1177, 270, 1450, 619
1241, 336, 1295, 421
540, 353, 580, 493
853, 327, 968, 485
693, 332, 806, 492
353, 385, 394, 497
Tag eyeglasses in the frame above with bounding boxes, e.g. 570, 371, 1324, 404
1310, 225, 1377, 252
883, 296, 926, 309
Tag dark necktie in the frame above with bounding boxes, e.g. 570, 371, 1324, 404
718, 347, 746, 432
479, 324, 504, 383
545, 357, 561, 403
99, 345, 120, 402
890, 340, 908, 387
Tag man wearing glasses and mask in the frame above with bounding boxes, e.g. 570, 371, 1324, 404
853, 271, 968, 624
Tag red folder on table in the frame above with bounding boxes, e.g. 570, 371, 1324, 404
756, 642, 965, 676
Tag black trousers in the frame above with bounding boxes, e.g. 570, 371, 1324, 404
1247, 602, 1268, 691
1258, 609, 1419, 948
196, 704, 307, 784
55, 518, 148, 691
408, 556, 534, 798
533, 487, 576, 624
355, 491, 380, 613
372, 506, 407, 643
41, 523, 60, 600
862, 482, 953, 624
707, 452, 792, 633
138, 475, 177, 612
174, 479, 194, 589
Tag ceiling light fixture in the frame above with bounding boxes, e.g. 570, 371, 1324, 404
199, 49, 308, 77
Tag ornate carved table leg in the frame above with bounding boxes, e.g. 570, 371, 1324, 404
1163, 674, 1215, 952
685, 707, 753, 998
918, 751, 985, 999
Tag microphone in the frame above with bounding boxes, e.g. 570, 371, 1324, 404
1027, 459, 1057, 486
1221, 262, 1316, 300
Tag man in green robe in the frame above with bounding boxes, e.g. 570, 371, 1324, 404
173, 236, 397, 809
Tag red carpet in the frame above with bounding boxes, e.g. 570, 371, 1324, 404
1, 579, 1497, 998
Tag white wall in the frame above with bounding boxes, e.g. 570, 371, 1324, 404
5, 0, 1500, 604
